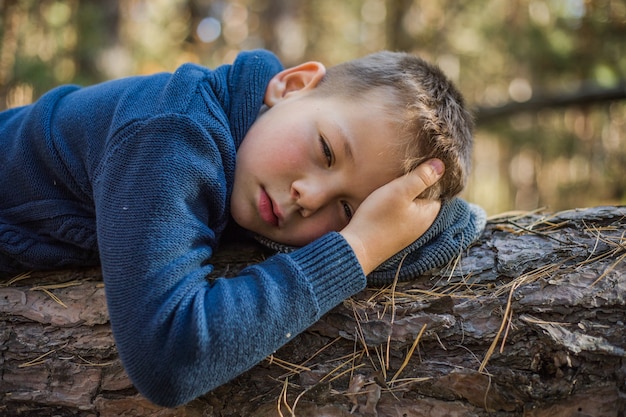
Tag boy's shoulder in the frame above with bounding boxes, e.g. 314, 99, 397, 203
161, 49, 282, 111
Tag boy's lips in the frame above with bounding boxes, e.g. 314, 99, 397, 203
258, 188, 280, 227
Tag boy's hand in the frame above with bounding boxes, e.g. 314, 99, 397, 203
340, 159, 444, 275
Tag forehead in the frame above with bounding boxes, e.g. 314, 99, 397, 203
323, 86, 403, 135
318, 94, 405, 182
324, 90, 404, 154
319, 84, 402, 112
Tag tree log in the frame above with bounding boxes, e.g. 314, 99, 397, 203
1, 206, 625, 416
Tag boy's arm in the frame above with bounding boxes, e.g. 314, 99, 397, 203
93, 115, 442, 407
93, 117, 366, 407
341, 160, 444, 275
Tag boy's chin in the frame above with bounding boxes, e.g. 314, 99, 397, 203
230, 214, 326, 247
260, 230, 327, 248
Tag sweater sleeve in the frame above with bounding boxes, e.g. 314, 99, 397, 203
93, 116, 366, 407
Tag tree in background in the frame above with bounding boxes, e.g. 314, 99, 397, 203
1, 0, 624, 213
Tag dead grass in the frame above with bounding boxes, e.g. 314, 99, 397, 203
3, 208, 624, 414
265, 209, 626, 412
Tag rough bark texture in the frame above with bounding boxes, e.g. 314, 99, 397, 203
1, 206, 625, 416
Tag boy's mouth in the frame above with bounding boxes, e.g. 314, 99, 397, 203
258, 188, 279, 227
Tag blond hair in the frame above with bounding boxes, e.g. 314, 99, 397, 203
313, 51, 474, 200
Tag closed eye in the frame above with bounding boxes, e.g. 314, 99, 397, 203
319, 135, 333, 167
342, 201, 353, 221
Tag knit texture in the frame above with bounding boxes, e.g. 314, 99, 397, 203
368, 198, 486, 284
0, 50, 367, 407
254, 197, 487, 285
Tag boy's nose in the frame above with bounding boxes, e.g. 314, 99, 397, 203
291, 179, 333, 218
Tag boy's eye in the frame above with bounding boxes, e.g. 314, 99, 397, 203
319, 135, 333, 167
342, 202, 353, 220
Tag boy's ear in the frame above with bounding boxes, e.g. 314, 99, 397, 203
264, 61, 326, 106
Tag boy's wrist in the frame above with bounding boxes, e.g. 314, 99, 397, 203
339, 229, 378, 276
287, 231, 366, 314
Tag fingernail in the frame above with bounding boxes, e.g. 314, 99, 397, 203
429, 159, 444, 176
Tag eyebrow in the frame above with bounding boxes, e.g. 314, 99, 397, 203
334, 121, 355, 164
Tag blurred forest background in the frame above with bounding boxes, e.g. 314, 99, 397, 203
1, 0, 624, 215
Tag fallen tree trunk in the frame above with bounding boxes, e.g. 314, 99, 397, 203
1, 206, 625, 416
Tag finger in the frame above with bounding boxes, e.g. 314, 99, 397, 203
401, 158, 445, 196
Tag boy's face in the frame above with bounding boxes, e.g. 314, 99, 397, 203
230, 63, 403, 246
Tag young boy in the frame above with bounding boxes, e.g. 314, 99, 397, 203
0, 49, 484, 407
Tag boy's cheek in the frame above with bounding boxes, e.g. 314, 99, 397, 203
289, 217, 344, 246
229, 193, 255, 231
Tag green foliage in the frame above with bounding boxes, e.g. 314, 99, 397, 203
0, 0, 623, 213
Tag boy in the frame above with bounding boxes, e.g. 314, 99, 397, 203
0, 49, 484, 407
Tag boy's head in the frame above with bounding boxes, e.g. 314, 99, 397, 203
310, 51, 474, 200
230, 51, 473, 246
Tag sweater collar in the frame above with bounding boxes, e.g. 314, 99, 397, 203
253, 198, 487, 285
220, 50, 284, 149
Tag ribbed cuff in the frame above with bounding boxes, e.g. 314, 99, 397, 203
287, 232, 366, 316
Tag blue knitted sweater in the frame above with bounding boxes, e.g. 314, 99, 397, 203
0, 50, 366, 406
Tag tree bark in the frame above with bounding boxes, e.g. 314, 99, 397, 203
1, 206, 625, 416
